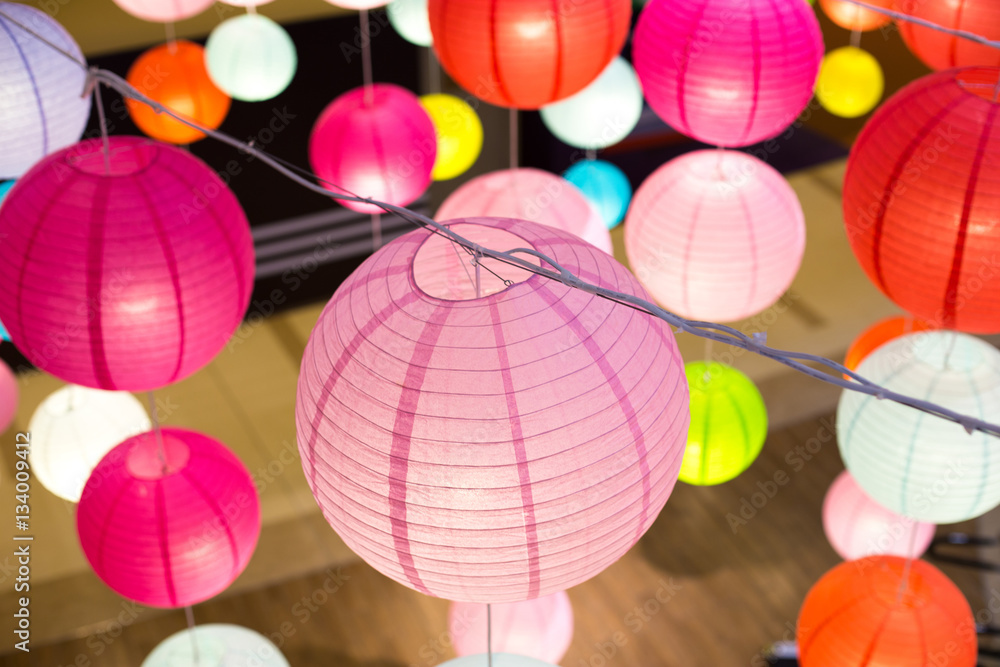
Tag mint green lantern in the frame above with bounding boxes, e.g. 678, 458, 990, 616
206, 14, 297, 102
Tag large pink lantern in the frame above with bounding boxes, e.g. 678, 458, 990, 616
310, 84, 436, 215
624, 149, 805, 322
296, 216, 689, 603
77, 428, 261, 608
0, 362, 17, 433
436, 168, 613, 255
450, 592, 574, 663
111, 0, 214, 22
0, 137, 254, 391
633, 0, 823, 147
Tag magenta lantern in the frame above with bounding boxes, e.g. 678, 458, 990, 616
436, 168, 613, 255
450, 592, 574, 663
296, 216, 689, 603
77, 428, 261, 608
0, 362, 17, 433
0, 137, 254, 391
310, 84, 436, 215
111, 0, 214, 22
633, 0, 823, 147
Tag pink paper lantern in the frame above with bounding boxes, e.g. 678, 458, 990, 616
823, 470, 935, 562
436, 168, 613, 255
77, 428, 261, 608
0, 137, 254, 391
310, 84, 436, 215
0, 362, 18, 433
450, 591, 574, 663
633, 0, 824, 147
624, 149, 805, 322
296, 216, 689, 603
111, 0, 214, 22
323, 0, 388, 7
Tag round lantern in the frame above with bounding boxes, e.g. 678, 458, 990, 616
0, 2, 91, 179
450, 592, 574, 663
633, 0, 824, 147
419, 93, 483, 181
29, 385, 152, 502
822, 470, 935, 562
219, 0, 275, 5
563, 160, 632, 230
428, 0, 632, 109
77, 428, 261, 608
818, 0, 892, 31
310, 84, 436, 215
440, 656, 557, 667
205, 13, 297, 103
324, 0, 388, 8
843, 67, 1000, 333
0, 362, 17, 433
815, 47, 884, 119
437, 169, 613, 254
388, 0, 432, 47
797, 556, 976, 667
126, 41, 231, 145
296, 216, 690, 602
0, 136, 255, 391
897, 0, 1000, 70
539, 57, 643, 150
624, 149, 806, 322
843, 315, 935, 376
142, 624, 289, 666
111, 0, 213, 22
838, 332, 1000, 523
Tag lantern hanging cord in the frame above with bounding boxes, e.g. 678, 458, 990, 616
837, 0, 1000, 50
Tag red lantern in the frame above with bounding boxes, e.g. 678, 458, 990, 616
428, 0, 632, 109
843, 67, 1000, 333
896, 0, 1000, 70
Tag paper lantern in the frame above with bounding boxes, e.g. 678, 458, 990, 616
206, 13, 297, 103
111, 0, 213, 22
324, 0, 388, 8
797, 556, 976, 667
843, 315, 935, 376
563, 160, 632, 230
625, 149, 806, 322
450, 592, 574, 663
310, 84, 436, 215
437, 169, 613, 254
126, 41, 231, 145
440, 656, 556, 667
142, 624, 289, 666
388, 0, 432, 47
818, 0, 892, 31
680, 362, 767, 486
78, 428, 261, 608
633, 0, 823, 147
28, 385, 151, 502
219, 0, 275, 5
428, 0, 632, 109
823, 470, 935, 562
815, 47, 884, 119
419, 93, 483, 181
296, 216, 689, 602
0, 362, 17, 434
838, 332, 1000, 523
0, 2, 91, 179
539, 57, 643, 150
897, 0, 1000, 70
0, 136, 255, 391
843, 68, 1000, 333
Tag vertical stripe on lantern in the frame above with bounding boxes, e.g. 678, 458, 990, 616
86, 179, 113, 388
548, 0, 563, 102
154, 482, 178, 607
740, 10, 763, 146
948, 0, 968, 67
488, 0, 507, 106
0, 18, 48, 154
673, 1, 710, 138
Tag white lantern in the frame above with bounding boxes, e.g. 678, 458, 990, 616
450, 592, 574, 664
838, 332, 1000, 523
439, 655, 557, 667
388, 0, 432, 47
29, 385, 151, 502
0, 2, 91, 179
206, 14, 297, 102
142, 624, 289, 666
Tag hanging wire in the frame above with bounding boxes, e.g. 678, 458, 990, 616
838, 0, 1000, 50
487, 603, 493, 667
184, 605, 200, 665
146, 390, 169, 476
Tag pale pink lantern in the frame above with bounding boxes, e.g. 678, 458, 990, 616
77, 428, 261, 608
0, 362, 17, 433
624, 149, 805, 322
633, 0, 824, 147
823, 470, 935, 561
111, 0, 214, 22
296, 216, 689, 603
323, 0, 388, 7
0, 137, 255, 391
436, 168, 613, 255
450, 591, 574, 663
310, 84, 436, 215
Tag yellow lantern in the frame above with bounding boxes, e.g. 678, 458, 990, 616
815, 46, 884, 119
419, 93, 483, 181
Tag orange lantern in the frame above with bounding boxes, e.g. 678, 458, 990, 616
126, 40, 231, 145
818, 0, 892, 31
798, 556, 976, 667
896, 0, 1000, 70
842, 315, 935, 378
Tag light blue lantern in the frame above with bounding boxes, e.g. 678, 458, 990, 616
563, 160, 632, 229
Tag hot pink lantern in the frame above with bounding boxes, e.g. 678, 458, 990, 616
624, 149, 805, 322
823, 471, 935, 562
450, 591, 574, 663
296, 216, 689, 603
77, 428, 261, 608
111, 0, 214, 22
310, 84, 436, 215
633, 0, 824, 147
436, 168, 613, 255
0, 362, 18, 433
0, 137, 254, 391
